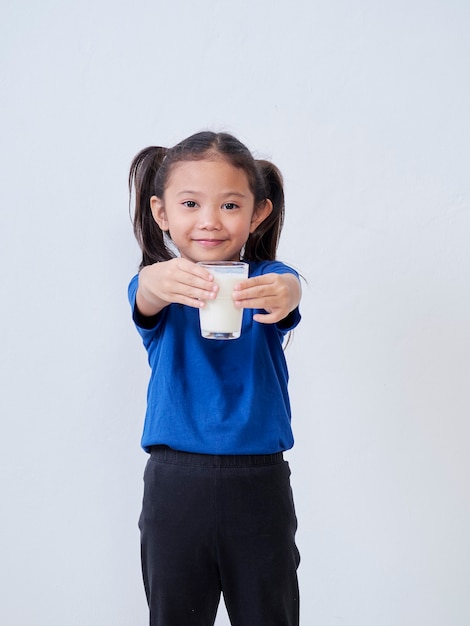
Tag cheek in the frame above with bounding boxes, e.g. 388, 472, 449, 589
235, 222, 253, 239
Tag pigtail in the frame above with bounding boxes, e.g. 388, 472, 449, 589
129, 146, 174, 268
244, 160, 285, 261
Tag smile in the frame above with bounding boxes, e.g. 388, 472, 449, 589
194, 239, 226, 247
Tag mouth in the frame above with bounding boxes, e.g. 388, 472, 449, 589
194, 238, 226, 248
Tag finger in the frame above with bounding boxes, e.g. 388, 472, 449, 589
175, 294, 207, 309
240, 274, 275, 287
178, 264, 215, 286
233, 292, 281, 311
233, 274, 275, 291
175, 267, 218, 299
252, 311, 282, 324
170, 282, 219, 308
232, 283, 279, 303
173, 281, 218, 304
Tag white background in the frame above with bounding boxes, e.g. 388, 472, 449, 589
1, 1, 469, 624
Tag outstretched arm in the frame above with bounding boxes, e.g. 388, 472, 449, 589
232, 272, 301, 324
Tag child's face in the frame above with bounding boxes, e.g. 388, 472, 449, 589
150, 158, 272, 263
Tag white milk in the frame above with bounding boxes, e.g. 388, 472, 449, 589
198, 262, 248, 339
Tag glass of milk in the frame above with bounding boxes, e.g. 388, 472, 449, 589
198, 261, 249, 339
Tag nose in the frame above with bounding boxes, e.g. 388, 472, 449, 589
198, 205, 222, 230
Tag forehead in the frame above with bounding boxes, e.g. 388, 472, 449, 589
165, 158, 252, 193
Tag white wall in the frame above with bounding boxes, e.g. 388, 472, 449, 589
1, 1, 469, 624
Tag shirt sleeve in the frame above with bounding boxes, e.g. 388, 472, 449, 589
128, 274, 165, 342
277, 306, 301, 331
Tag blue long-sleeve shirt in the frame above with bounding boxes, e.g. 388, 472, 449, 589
128, 260, 301, 455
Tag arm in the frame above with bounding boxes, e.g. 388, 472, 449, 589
232, 272, 301, 324
136, 258, 218, 317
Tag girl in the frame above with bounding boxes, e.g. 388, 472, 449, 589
128, 131, 302, 626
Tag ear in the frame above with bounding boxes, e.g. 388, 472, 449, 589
150, 195, 169, 231
249, 199, 273, 233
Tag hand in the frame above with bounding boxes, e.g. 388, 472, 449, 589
136, 258, 218, 316
232, 272, 301, 324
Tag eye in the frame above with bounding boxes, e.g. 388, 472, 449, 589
182, 200, 197, 208
222, 202, 239, 210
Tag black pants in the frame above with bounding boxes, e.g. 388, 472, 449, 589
140, 445, 300, 626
